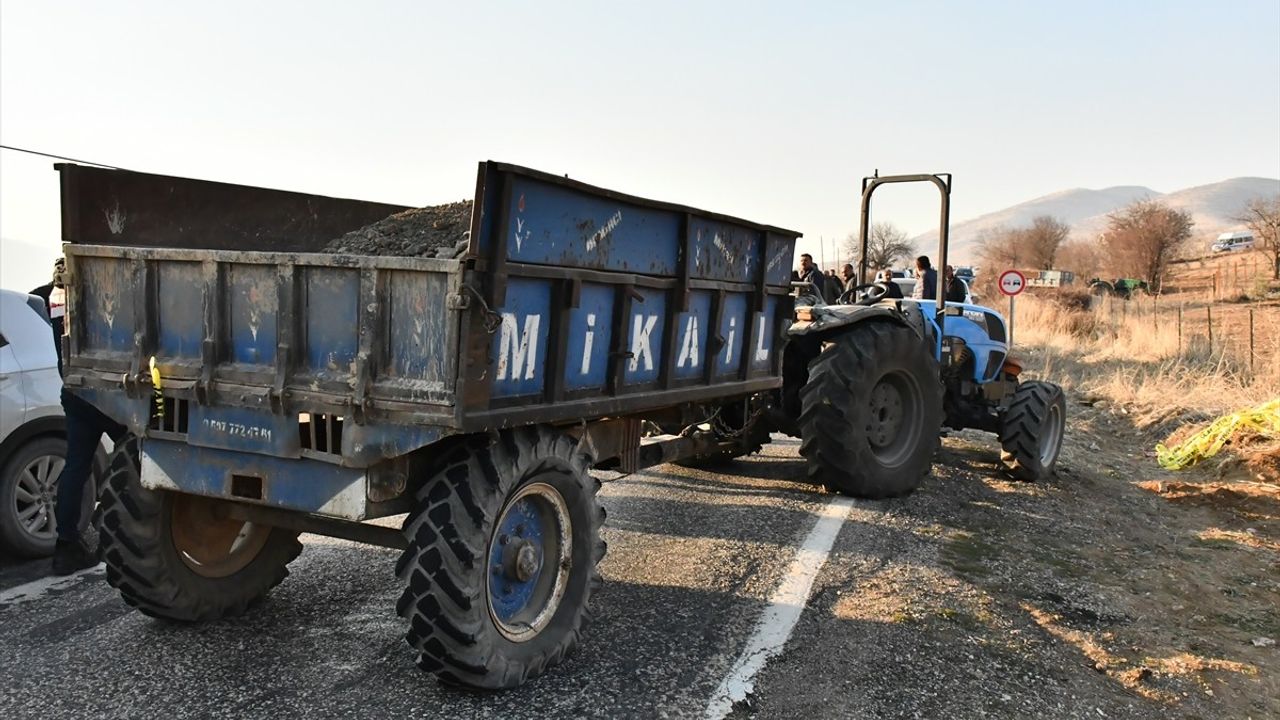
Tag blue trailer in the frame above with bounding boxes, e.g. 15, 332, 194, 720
59, 162, 1067, 689
59, 161, 806, 688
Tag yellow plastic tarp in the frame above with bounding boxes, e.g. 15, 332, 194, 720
1156, 398, 1280, 470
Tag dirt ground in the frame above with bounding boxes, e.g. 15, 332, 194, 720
736, 356, 1277, 719
323, 200, 473, 258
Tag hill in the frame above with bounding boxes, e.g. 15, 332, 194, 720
923, 177, 1280, 264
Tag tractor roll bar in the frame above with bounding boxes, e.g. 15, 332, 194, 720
856, 172, 952, 339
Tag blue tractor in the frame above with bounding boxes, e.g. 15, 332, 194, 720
768, 173, 1067, 498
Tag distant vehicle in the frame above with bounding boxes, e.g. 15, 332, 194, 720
1212, 231, 1254, 253
0, 289, 105, 557
1089, 277, 1149, 300
954, 266, 975, 282
1023, 269, 1075, 288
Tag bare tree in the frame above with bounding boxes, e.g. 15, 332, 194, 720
1102, 199, 1194, 290
1237, 194, 1280, 280
974, 226, 1029, 295
1056, 239, 1102, 282
1024, 215, 1070, 269
844, 222, 914, 274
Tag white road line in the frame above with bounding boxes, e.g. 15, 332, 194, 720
705, 496, 854, 719
0, 564, 105, 606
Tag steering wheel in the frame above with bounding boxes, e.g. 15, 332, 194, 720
839, 283, 889, 306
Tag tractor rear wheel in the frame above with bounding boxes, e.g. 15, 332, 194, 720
395, 427, 606, 689
998, 381, 1067, 480
799, 322, 943, 498
96, 437, 303, 621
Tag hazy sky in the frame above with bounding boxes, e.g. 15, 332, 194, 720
3, 1, 1278, 289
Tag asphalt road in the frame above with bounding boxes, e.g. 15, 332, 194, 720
0, 435, 1159, 720
0, 437, 832, 719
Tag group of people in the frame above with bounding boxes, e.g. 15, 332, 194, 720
793, 254, 969, 304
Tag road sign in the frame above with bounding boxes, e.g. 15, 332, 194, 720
999, 270, 1027, 297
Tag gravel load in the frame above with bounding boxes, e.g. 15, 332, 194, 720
322, 200, 473, 258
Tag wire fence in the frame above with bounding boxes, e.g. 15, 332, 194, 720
1090, 294, 1279, 376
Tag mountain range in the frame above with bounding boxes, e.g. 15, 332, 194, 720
918, 177, 1280, 264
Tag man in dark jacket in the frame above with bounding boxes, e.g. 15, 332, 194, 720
944, 265, 968, 304
33, 257, 127, 574
911, 256, 938, 300
29, 258, 67, 374
796, 253, 827, 301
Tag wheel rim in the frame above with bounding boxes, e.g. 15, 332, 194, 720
14, 454, 64, 539
169, 494, 271, 578
486, 481, 573, 643
865, 370, 923, 466
1039, 401, 1065, 467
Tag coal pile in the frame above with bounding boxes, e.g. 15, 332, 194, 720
323, 200, 472, 258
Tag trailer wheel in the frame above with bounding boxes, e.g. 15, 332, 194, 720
799, 322, 942, 498
998, 381, 1067, 481
395, 427, 606, 689
96, 437, 303, 621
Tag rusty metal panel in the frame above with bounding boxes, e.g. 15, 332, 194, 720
57, 163, 409, 252
77, 255, 136, 357
226, 263, 279, 367
382, 269, 454, 398
301, 266, 361, 381
155, 261, 204, 358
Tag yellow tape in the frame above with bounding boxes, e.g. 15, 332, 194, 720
1156, 398, 1280, 470
150, 356, 164, 421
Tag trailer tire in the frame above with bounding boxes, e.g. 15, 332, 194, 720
96, 437, 303, 622
799, 322, 942, 498
395, 427, 606, 689
998, 381, 1067, 481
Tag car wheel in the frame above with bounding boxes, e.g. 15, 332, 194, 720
0, 436, 66, 557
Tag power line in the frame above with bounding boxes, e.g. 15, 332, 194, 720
0, 144, 124, 170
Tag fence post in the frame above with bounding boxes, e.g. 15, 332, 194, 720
1177, 303, 1183, 356
1207, 306, 1213, 354
1249, 307, 1255, 374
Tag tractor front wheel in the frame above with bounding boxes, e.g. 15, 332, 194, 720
998, 381, 1067, 480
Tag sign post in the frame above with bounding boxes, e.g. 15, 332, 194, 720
998, 269, 1027, 346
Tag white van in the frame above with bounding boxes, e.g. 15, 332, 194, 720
1212, 231, 1255, 253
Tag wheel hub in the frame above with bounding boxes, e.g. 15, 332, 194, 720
169, 494, 271, 578
486, 482, 573, 643
15, 454, 63, 538
867, 380, 906, 448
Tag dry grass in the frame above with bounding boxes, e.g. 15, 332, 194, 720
1010, 293, 1279, 479
1014, 293, 1279, 414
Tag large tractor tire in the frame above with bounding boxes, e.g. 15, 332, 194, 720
395, 427, 606, 689
998, 381, 1067, 481
799, 322, 943, 498
96, 437, 303, 621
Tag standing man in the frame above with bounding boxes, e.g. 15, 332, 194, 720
29, 258, 67, 374
796, 253, 827, 301
944, 265, 968, 303
34, 257, 127, 575
911, 256, 938, 300
840, 263, 857, 293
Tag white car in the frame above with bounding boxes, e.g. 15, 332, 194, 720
0, 289, 100, 557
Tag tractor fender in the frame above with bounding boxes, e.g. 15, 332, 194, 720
787, 304, 910, 341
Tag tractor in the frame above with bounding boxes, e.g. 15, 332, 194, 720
764, 173, 1067, 498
